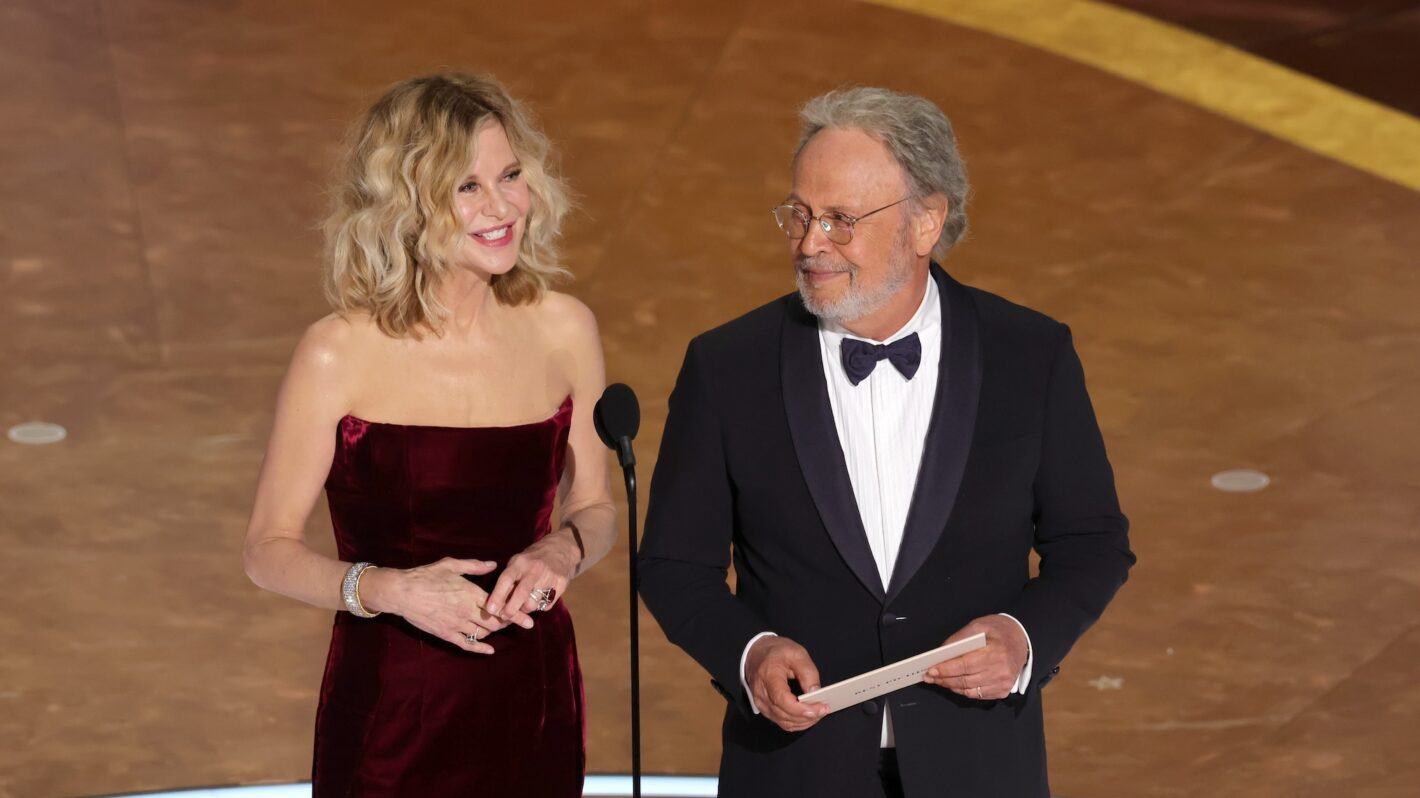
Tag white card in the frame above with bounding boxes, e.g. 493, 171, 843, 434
796, 632, 988, 713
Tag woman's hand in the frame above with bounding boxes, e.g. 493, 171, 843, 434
483, 534, 580, 620
365, 557, 535, 654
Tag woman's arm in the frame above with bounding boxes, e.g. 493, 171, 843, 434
242, 316, 362, 609
484, 294, 617, 619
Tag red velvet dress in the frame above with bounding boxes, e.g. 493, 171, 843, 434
313, 397, 584, 796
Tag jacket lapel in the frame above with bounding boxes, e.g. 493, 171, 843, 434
781, 295, 886, 603
885, 265, 982, 604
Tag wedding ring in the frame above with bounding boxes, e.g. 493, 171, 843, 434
465, 631, 480, 643
974, 686, 983, 699
532, 587, 556, 611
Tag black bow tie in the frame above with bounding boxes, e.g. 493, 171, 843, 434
840, 332, 922, 386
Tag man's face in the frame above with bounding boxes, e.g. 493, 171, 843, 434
786, 127, 918, 325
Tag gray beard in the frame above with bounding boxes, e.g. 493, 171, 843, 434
795, 232, 915, 325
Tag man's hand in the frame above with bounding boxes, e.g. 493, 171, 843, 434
744, 636, 830, 732
923, 615, 1029, 700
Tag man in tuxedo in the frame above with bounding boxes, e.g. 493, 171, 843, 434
639, 87, 1135, 798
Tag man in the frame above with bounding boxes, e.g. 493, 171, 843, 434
639, 87, 1134, 798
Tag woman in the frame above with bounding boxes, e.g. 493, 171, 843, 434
242, 73, 615, 796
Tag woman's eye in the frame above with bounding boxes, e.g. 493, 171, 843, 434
458, 182, 479, 193
502, 169, 522, 183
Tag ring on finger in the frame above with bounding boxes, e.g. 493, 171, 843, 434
465, 630, 480, 644
974, 685, 983, 699
531, 587, 556, 611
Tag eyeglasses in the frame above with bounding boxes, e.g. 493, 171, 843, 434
771, 196, 911, 245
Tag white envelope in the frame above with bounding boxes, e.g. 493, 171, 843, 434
796, 632, 988, 713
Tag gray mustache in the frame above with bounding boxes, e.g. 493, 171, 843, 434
796, 258, 853, 274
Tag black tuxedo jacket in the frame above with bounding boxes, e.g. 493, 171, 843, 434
639, 265, 1134, 797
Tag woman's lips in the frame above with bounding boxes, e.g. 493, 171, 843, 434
470, 222, 516, 248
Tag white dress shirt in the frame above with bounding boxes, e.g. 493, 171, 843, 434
741, 274, 1033, 747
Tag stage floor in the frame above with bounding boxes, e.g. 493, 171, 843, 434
3, 1, 1419, 796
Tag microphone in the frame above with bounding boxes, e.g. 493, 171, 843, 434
593, 382, 643, 798
594, 382, 640, 469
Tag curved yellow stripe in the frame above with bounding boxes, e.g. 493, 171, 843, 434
867, 0, 1420, 193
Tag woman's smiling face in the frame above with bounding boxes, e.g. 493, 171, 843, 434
453, 120, 531, 278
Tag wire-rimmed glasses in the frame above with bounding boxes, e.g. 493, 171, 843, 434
771, 196, 911, 245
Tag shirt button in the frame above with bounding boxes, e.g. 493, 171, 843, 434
862, 700, 880, 716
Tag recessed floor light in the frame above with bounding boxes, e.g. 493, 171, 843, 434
1211, 469, 1270, 492
7, 421, 66, 445
89, 775, 721, 798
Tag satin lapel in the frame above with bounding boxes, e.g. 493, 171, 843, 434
885, 266, 982, 604
780, 296, 885, 603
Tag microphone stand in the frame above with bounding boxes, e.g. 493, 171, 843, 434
596, 383, 643, 798
617, 436, 642, 798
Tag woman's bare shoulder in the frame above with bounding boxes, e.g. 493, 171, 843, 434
528, 292, 604, 394
532, 290, 599, 341
289, 312, 383, 377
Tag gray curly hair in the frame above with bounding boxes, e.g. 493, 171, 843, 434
796, 87, 970, 260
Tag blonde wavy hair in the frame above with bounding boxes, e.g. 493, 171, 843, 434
323, 73, 571, 337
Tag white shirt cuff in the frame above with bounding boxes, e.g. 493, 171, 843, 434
998, 613, 1033, 694
740, 631, 778, 714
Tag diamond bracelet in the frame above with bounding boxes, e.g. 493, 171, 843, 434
341, 562, 381, 618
